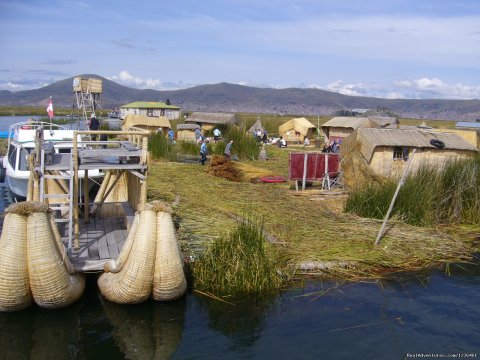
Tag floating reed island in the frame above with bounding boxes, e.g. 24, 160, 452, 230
147, 144, 480, 287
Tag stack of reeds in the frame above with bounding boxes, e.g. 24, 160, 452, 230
206, 155, 244, 182
0, 202, 85, 311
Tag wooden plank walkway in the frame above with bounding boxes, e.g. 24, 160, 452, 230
63, 216, 128, 272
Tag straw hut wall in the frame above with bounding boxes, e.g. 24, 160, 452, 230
122, 114, 171, 134
177, 123, 201, 142
120, 101, 180, 120
341, 128, 478, 185
278, 117, 316, 143
185, 112, 238, 131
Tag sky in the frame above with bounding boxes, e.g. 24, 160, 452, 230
1, 0, 480, 100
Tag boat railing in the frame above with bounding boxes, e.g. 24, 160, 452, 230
8, 120, 67, 132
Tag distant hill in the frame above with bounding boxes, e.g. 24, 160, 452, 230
1, 74, 479, 120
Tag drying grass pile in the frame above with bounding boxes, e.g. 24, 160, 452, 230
193, 217, 283, 297
345, 154, 480, 227
206, 155, 244, 182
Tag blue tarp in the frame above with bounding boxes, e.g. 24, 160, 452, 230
0, 131, 12, 139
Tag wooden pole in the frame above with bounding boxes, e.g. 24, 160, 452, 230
375, 149, 417, 245
83, 170, 89, 223
302, 153, 308, 190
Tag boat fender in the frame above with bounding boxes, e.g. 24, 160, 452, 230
430, 139, 445, 149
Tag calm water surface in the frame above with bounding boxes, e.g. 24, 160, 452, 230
0, 176, 479, 359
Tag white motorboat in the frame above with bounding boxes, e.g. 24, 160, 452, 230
1, 121, 102, 200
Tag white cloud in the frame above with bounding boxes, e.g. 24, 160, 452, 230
109, 71, 196, 90
325, 80, 368, 96
322, 77, 480, 99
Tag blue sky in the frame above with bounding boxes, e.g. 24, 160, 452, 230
1, 0, 479, 99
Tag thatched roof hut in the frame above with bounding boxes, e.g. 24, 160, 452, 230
248, 118, 264, 135
278, 117, 316, 143
368, 116, 399, 128
321, 117, 371, 142
185, 112, 238, 131
341, 128, 478, 185
177, 123, 201, 142
122, 115, 171, 133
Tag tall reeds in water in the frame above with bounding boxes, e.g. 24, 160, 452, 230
193, 216, 283, 298
345, 154, 480, 226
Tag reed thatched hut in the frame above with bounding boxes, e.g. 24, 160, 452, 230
185, 112, 238, 131
120, 101, 180, 120
278, 117, 316, 143
321, 117, 371, 143
122, 115, 171, 134
177, 123, 201, 142
247, 118, 265, 136
342, 128, 478, 181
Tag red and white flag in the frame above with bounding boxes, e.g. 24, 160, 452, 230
46, 97, 54, 118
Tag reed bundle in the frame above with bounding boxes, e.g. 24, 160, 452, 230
26, 211, 85, 308
98, 202, 187, 303
0, 212, 31, 311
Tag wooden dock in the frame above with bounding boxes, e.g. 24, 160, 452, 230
64, 216, 128, 272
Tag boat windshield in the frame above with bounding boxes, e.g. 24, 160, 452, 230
19, 147, 33, 171
8, 145, 17, 169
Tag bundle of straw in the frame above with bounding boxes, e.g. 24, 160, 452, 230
206, 155, 244, 182
0, 211, 32, 311
26, 210, 85, 309
98, 209, 157, 304
153, 211, 187, 301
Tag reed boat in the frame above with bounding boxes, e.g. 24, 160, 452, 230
1, 121, 102, 200
0, 128, 187, 311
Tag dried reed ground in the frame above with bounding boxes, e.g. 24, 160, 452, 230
148, 146, 478, 280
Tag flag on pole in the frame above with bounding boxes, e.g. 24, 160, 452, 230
46, 97, 54, 119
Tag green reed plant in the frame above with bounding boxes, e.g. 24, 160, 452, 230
222, 127, 260, 160
148, 133, 177, 161
345, 154, 480, 226
193, 216, 283, 298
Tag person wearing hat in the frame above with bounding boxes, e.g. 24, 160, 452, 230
89, 113, 100, 140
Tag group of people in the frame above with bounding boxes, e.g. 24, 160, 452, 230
322, 139, 340, 153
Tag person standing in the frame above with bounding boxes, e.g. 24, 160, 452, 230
213, 128, 221, 143
167, 128, 175, 143
89, 113, 100, 141
224, 140, 233, 160
200, 140, 209, 165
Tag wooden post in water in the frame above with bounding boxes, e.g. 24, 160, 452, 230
375, 148, 417, 245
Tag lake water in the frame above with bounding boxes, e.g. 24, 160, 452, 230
0, 115, 89, 133
0, 153, 478, 359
